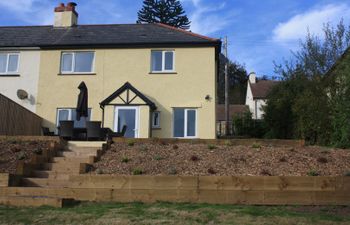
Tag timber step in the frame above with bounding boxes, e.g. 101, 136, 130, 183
41, 162, 86, 172
31, 170, 71, 179
51, 156, 93, 164
57, 151, 97, 157
0, 196, 71, 207
21, 178, 72, 188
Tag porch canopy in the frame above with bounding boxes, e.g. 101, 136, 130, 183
99, 82, 157, 129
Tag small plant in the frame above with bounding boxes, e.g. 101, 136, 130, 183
320, 149, 330, 154
139, 146, 148, 152
168, 167, 177, 175
154, 155, 163, 161
207, 167, 216, 174
172, 144, 179, 150
34, 148, 42, 155
160, 141, 168, 146
190, 155, 199, 161
260, 168, 272, 176
95, 168, 103, 174
127, 140, 135, 147
317, 157, 328, 164
307, 170, 320, 176
251, 143, 261, 149
121, 157, 130, 163
279, 156, 287, 162
344, 171, 350, 176
132, 168, 143, 175
289, 147, 295, 152
16, 151, 26, 160
208, 144, 217, 150
224, 140, 233, 146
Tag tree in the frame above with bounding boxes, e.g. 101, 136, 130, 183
137, 0, 191, 30
264, 20, 350, 146
218, 54, 248, 104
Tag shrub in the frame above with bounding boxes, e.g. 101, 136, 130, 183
344, 171, 350, 176
154, 155, 163, 161
224, 140, 233, 146
127, 140, 135, 147
307, 170, 320, 176
121, 157, 130, 163
208, 144, 217, 150
320, 149, 330, 154
17, 152, 26, 160
190, 155, 199, 161
139, 146, 148, 152
172, 144, 179, 150
251, 143, 261, 149
207, 167, 216, 174
317, 157, 328, 164
260, 168, 272, 176
132, 168, 143, 175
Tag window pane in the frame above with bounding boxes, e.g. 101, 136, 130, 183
164, 52, 173, 70
151, 51, 162, 71
173, 109, 184, 137
187, 110, 196, 137
0, 54, 7, 73
57, 109, 70, 127
61, 53, 73, 72
8, 54, 19, 72
153, 112, 160, 127
74, 52, 94, 72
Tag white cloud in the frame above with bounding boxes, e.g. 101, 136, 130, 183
182, 0, 236, 35
273, 4, 350, 42
0, 0, 35, 12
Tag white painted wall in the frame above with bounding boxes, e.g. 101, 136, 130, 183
245, 81, 266, 120
0, 50, 40, 112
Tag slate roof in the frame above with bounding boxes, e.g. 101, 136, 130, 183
216, 104, 248, 121
0, 23, 221, 49
250, 80, 279, 99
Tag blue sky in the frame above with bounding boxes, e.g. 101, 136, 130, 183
0, 0, 349, 77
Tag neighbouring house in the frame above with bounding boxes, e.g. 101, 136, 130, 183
216, 104, 248, 135
0, 2, 221, 139
245, 72, 278, 119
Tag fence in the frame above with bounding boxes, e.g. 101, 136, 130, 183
0, 94, 42, 136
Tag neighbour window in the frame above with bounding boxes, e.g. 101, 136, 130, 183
56, 108, 92, 130
0, 53, 19, 75
151, 50, 174, 72
60, 52, 95, 74
152, 111, 160, 128
173, 108, 197, 138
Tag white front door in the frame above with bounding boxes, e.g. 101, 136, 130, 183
114, 106, 139, 138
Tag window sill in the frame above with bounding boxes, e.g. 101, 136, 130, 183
0, 74, 20, 77
58, 73, 96, 76
152, 127, 161, 130
149, 72, 177, 75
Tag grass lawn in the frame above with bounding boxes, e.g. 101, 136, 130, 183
0, 202, 349, 225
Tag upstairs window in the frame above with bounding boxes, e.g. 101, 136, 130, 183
151, 50, 175, 72
0, 53, 19, 75
60, 52, 95, 74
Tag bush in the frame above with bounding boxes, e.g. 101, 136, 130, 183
207, 167, 216, 174
154, 155, 163, 161
127, 140, 135, 147
307, 170, 320, 176
317, 157, 328, 163
132, 168, 143, 175
34, 148, 42, 155
17, 151, 26, 160
344, 171, 350, 176
121, 157, 130, 163
251, 143, 261, 149
190, 155, 199, 161
168, 167, 177, 175
95, 168, 103, 174
139, 146, 148, 152
207, 144, 216, 150
172, 144, 179, 149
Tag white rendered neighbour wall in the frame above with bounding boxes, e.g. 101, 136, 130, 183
245, 82, 266, 120
0, 50, 40, 112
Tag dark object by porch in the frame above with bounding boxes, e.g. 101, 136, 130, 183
86, 121, 102, 140
59, 121, 74, 140
76, 82, 88, 121
42, 127, 55, 136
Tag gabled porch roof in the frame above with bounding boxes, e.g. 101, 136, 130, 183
99, 82, 157, 110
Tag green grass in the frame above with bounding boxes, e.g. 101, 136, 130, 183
0, 202, 349, 225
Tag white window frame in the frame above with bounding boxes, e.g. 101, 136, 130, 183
0, 52, 20, 75
60, 51, 95, 74
151, 50, 175, 73
56, 108, 92, 133
152, 111, 161, 128
173, 108, 197, 138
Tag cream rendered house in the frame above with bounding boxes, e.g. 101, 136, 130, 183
0, 3, 221, 139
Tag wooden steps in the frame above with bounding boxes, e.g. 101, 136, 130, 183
21, 178, 71, 188
0, 196, 69, 207
31, 170, 71, 179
